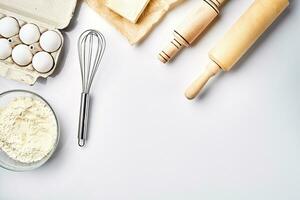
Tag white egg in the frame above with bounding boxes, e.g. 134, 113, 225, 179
19, 23, 40, 45
0, 38, 12, 60
12, 44, 33, 66
0, 17, 19, 38
40, 30, 62, 52
32, 51, 54, 73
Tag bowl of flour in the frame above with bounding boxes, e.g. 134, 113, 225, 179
0, 90, 59, 171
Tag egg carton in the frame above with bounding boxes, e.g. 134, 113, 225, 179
0, 0, 77, 85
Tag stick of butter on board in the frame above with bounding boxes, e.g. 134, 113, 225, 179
106, 0, 150, 23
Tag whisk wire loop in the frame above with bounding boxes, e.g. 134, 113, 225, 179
78, 30, 106, 93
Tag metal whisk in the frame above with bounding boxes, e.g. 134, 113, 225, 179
77, 30, 106, 147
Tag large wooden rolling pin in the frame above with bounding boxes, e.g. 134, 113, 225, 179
158, 0, 227, 63
185, 0, 289, 100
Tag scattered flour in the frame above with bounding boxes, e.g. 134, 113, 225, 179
0, 96, 57, 163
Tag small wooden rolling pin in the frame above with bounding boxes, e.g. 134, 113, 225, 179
158, 0, 227, 63
185, 0, 289, 100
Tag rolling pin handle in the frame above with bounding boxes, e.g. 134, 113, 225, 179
185, 61, 221, 100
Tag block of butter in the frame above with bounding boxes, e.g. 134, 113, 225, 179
106, 0, 150, 23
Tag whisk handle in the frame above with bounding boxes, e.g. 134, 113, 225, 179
78, 92, 90, 147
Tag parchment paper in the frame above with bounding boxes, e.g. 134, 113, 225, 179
84, 0, 184, 44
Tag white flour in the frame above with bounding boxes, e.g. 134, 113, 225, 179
0, 96, 57, 163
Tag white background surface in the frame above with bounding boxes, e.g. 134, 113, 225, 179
1, 1, 300, 199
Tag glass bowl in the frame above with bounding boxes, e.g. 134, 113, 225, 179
0, 90, 60, 171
